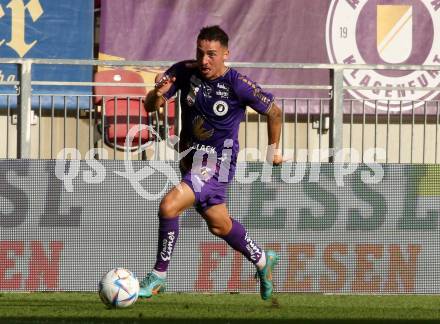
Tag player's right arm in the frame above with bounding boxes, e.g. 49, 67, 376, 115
144, 73, 176, 112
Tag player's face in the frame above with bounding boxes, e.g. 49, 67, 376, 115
196, 39, 229, 80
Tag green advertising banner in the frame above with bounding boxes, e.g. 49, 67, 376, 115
0, 160, 439, 293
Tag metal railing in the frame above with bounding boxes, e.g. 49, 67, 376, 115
1, 58, 440, 163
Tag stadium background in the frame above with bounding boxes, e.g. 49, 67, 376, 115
1, 0, 440, 296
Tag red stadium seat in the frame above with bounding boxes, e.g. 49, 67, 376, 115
93, 69, 154, 150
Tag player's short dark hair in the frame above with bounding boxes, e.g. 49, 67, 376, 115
197, 25, 229, 48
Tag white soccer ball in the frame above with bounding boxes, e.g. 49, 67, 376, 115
98, 268, 140, 308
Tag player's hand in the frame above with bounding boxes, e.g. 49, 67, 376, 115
266, 146, 283, 166
154, 73, 176, 97
272, 154, 283, 166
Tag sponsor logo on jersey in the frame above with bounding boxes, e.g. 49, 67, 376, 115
191, 143, 217, 154
255, 89, 272, 105
215, 90, 230, 98
215, 82, 230, 99
217, 82, 228, 90
192, 115, 214, 140
213, 100, 229, 116
187, 75, 202, 106
202, 84, 213, 98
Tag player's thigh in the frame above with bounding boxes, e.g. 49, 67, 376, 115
159, 181, 195, 217
200, 204, 232, 236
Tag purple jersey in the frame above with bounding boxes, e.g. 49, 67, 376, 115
163, 60, 274, 181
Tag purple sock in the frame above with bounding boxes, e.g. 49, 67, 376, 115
154, 217, 179, 272
222, 218, 263, 264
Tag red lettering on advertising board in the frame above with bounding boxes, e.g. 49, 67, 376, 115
194, 242, 227, 291
384, 244, 422, 293
25, 241, 63, 290
0, 241, 24, 289
284, 243, 315, 291
0, 241, 63, 290
320, 243, 348, 292
352, 244, 384, 293
195, 242, 422, 293
226, 250, 254, 290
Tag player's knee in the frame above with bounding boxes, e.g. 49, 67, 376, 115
208, 224, 229, 237
159, 198, 178, 218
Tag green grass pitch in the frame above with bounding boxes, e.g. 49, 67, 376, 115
1, 292, 440, 323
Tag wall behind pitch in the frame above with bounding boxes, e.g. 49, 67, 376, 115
1, 160, 440, 293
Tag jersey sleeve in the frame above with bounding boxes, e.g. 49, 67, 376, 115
234, 73, 275, 114
161, 62, 181, 100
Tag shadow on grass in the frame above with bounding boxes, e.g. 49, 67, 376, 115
2, 318, 439, 324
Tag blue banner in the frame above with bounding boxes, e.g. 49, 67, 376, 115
0, 0, 94, 109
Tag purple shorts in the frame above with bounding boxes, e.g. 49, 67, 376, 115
181, 168, 229, 213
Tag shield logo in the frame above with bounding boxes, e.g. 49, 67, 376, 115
377, 5, 412, 64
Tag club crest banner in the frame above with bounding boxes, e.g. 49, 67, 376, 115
99, 0, 440, 114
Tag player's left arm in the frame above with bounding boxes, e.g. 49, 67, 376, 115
235, 73, 283, 165
265, 103, 283, 166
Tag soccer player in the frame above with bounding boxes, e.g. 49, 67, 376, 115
141, 25, 282, 300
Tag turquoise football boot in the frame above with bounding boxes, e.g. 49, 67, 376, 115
138, 272, 166, 298
256, 250, 279, 300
